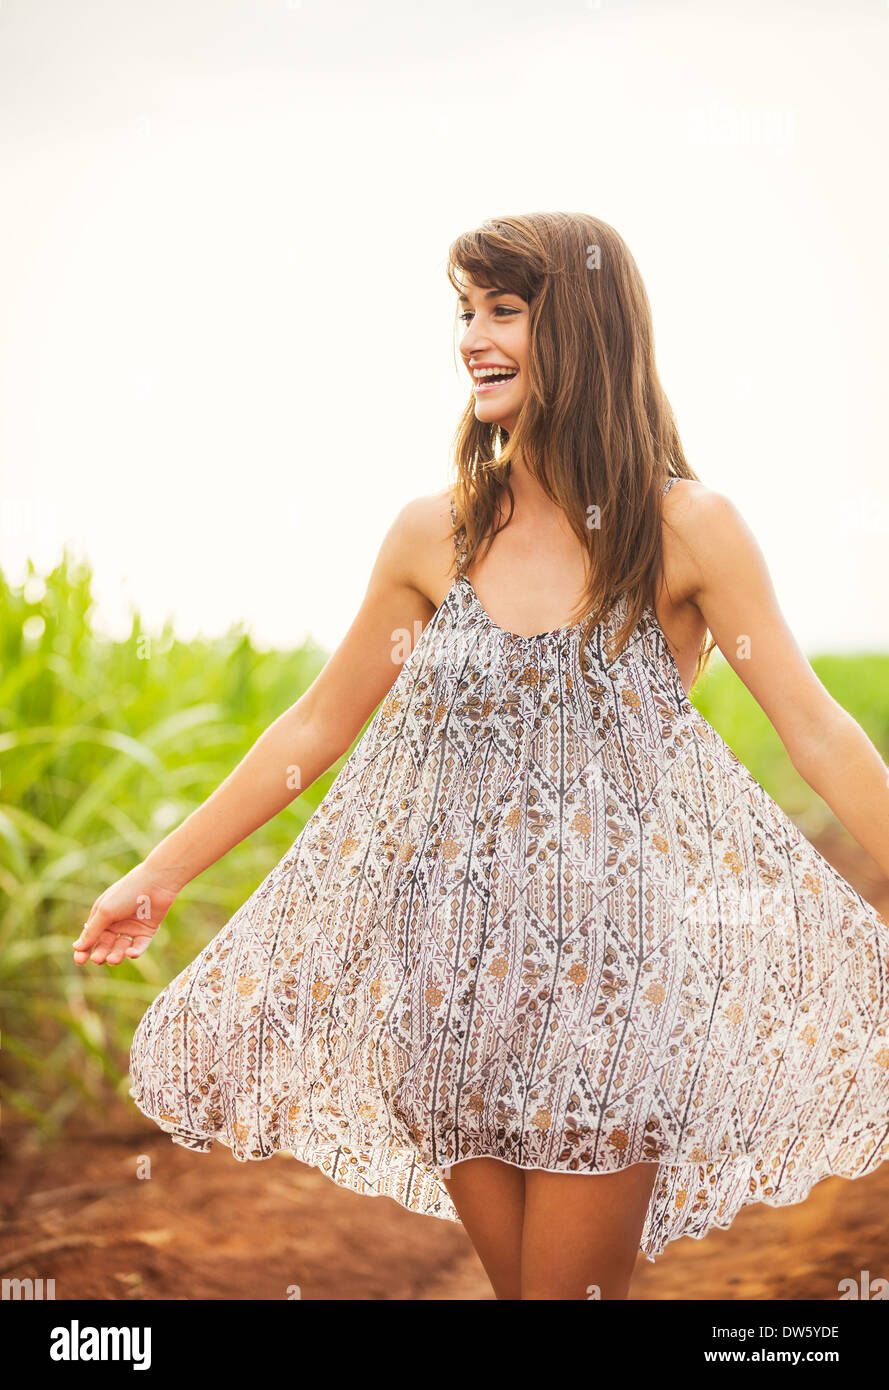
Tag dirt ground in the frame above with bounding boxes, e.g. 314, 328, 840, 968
3, 828, 888, 1302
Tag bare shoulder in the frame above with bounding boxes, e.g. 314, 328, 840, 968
662, 478, 849, 764
291, 489, 456, 760
388, 486, 453, 541
381, 486, 457, 610
661, 477, 755, 605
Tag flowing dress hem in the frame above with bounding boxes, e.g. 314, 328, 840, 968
127, 1081, 889, 1267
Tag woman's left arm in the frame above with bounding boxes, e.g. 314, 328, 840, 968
674, 484, 889, 880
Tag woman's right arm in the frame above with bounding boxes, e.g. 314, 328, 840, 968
73, 492, 448, 965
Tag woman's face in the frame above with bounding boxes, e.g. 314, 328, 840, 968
457, 275, 529, 433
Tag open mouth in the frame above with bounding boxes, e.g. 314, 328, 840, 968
474, 370, 518, 394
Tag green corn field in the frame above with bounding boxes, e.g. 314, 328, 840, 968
0, 551, 344, 1140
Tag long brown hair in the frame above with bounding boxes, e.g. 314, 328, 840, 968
446, 211, 716, 687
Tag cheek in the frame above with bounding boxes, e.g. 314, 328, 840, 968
512, 331, 530, 372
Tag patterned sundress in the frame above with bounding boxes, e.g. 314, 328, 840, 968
129, 476, 889, 1264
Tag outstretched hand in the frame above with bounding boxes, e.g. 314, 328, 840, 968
73, 863, 180, 966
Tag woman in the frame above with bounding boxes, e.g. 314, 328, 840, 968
73, 212, 889, 1301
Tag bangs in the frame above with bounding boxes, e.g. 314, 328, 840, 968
447, 222, 542, 305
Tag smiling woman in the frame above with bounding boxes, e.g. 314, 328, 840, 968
75, 210, 889, 1304
458, 283, 527, 409
446, 214, 720, 696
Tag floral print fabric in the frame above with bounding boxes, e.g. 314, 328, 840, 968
129, 477, 889, 1263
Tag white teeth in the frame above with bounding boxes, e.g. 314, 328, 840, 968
473, 367, 517, 379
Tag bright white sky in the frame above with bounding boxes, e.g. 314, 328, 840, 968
1, 0, 887, 655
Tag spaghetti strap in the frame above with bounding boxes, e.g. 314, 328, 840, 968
663, 476, 678, 496
449, 491, 466, 574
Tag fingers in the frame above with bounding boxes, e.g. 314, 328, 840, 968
72, 902, 111, 956
73, 930, 97, 964
102, 933, 134, 967
72, 923, 148, 966
76, 927, 121, 965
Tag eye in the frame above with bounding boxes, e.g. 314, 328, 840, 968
458, 306, 519, 324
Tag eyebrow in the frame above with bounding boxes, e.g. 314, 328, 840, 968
457, 286, 515, 303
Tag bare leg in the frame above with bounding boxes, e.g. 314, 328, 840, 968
521, 1162, 659, 1300
440, 1157, 525, 1300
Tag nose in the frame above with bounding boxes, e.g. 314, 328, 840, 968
462, 326, 496, 367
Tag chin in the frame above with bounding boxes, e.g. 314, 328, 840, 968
476, 412, 517, 433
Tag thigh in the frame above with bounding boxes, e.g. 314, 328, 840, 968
521, 1162, 659, 1300
440, 1157, 525, 1300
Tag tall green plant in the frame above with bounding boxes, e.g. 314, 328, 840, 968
0, 552, 342, 1137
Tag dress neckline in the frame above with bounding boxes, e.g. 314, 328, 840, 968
449, 476, 681, 644
457, 573, 599, 643
450, 572, 692, 703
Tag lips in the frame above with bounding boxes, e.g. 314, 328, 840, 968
473, 369, 518, 394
